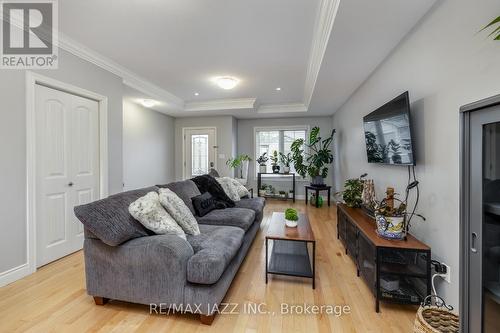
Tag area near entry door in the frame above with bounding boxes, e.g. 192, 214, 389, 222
183, 128, 216, 179
35, 84, 100, 267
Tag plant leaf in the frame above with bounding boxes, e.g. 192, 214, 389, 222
480, 16, 500, 32
488, 25, 500, 37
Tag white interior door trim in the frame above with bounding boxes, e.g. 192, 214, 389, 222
15, 71, 109, 285
182, 126, 217, 180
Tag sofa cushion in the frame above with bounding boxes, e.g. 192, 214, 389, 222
157, 180, 201, 215
129, 192, 186, 239
196, 208, 255, 231
234, 197, 265, 222
74, 187, 158, 246
186, 224, 244, 284
158, 188, 200, 235
216, 177, 241, 202
191, 192, 216, 217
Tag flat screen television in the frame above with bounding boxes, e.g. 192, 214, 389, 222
363, 91, 415, 165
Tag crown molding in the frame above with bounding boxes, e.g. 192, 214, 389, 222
38, 0, 340, 115
303, 0, 341, 108
57, 32, 185, 110
184, 98, 257, 112
257, 103, 308, 114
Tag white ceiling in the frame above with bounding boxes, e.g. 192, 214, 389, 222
58, 0, 437, 118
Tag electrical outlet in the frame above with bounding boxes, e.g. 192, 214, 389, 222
441, 263, 451, 283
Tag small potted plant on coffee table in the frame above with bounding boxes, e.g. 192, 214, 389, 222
279, 152, 292, 174
284, 208, 299, 228
271, 150, 280, 173
257, 153, 268, 174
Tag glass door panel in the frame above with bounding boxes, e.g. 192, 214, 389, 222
482, 122, 500, 333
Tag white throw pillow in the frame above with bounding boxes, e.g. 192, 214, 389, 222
216, 177, 241, 202
229, 178, 250, 198
129, 192, 186, 240
158, 188, 200, 235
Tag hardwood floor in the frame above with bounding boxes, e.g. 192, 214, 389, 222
0, 201, 418, 332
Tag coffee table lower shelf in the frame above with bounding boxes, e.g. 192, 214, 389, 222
265, 239, 315, 288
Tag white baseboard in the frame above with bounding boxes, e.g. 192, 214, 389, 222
0, 263, 33, 287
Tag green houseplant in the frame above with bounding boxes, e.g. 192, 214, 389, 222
270, 150, 280, 173
256, 152, 268, 174
284, 208, 299, 228
226, 154, 252, 178
336, 174, 367, 208
279, 152, 292, 174
291, 127, 336, 185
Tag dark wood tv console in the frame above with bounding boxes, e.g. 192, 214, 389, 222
337, 204, 431, 312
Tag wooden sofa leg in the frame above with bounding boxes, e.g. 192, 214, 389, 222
200, 314, 215, 325
93, 296, 109, 305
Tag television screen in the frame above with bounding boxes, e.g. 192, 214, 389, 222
363, 92, 415, 165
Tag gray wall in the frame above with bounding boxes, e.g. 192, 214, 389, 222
0, 49, 124, 276
331, 0, 500, 307
237, 116, 335, 197
123, 101, 175, 190
174, 116, 237, 179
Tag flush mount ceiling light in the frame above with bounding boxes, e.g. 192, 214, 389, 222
213, 76, 239, 90
194, 92, 199, 96
276, 87, 281, 91
140, 99, 157, 108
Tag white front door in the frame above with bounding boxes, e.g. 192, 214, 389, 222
184, 128, 216, 179
35, 84, 100, 267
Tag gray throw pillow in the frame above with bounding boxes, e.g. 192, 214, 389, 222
129, 192, 186, 239
159, 188, 201, 235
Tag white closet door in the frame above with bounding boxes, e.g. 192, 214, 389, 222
35, 85, 100, 267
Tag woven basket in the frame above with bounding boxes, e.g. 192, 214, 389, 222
413, 296, 459, 333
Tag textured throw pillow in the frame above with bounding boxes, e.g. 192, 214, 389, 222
229, 178, 251, 198
159, 188, 201, 235
216, 177, 241, 202
192, 192, 216, 217
128, 192, 186, 240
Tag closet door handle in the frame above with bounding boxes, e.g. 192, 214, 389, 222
471, 232, 478, 253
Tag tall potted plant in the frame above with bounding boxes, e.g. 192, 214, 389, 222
226, 154, 252, 178
270, 150, 280, 173
291, 127, 335, 186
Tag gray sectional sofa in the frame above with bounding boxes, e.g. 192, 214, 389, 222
74, 179, 265, 325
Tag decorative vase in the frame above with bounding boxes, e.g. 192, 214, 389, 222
259, 164, 267, 173
311, 175, 324, 186
375, 214, 405, 240
272, 165, 280, 173
310, 194, 324, 207
285, 218, 298, 228
283, 166, 290, 174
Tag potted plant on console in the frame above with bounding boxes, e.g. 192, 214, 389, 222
257, 152, 268, 174
335, 174, 367, 208
271, 150, 280, 173
374, 187, 426, 240
291, 127, 335, 186
279, 152, 292, 174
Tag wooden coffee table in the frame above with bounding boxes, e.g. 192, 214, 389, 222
265, 212, 316, 288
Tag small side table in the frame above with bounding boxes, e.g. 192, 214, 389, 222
305, 185, 331, 208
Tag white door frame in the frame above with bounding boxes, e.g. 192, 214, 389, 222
182, 127, 217, 179
19, 71, 108, 283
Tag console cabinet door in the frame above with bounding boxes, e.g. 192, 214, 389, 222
358, 233, 376, 294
